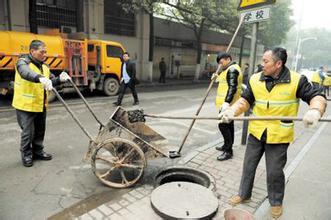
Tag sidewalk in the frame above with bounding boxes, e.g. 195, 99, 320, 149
137, 77, 210, 88
64, 110, 331, 220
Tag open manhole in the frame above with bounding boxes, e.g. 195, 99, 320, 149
154, 166, 215, 190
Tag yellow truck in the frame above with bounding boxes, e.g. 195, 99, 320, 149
0, 31, 126, 99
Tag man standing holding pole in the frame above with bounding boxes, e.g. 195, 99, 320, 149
12, 40, 70, 167
212, 52, 242, 161
219, 47, 326, 218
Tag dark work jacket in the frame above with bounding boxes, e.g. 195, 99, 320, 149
159, 61, 166, 72
16, 54, 60, 86
121, 60, 136, 81
242, 66, 325, 106
223, 61, 240, 103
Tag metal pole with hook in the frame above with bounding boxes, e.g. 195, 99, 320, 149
171, 16, 245, 158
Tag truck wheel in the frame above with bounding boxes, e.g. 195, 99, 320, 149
103, 78, 119, 96
48, 90, 56, 103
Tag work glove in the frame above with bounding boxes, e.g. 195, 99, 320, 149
218, 107, 235, 124
220, 102, 230, 112
211, 72, 219, 81
59, 71, 71, 82
302, 108, 321, 128
39, 77, 53, 91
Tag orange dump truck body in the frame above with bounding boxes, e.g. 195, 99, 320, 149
0, 31, 66, 71
0, 31, 125, 96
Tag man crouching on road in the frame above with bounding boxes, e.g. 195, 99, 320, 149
12, 40, 71, 167
219, 47, 326, 218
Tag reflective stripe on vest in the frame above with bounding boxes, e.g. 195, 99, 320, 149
248, 71, 300, 143
215, 64, 242, 107
12, 62, 50, 112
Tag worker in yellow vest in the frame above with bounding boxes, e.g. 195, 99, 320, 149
311, 66, 325, 86
211, 52, 242, 161
12, 40, 71, 167
219, 48, 326, 218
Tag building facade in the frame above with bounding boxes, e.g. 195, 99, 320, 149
0, 0, 263, 81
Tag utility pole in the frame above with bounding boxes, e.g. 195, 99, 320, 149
241, 22, 258, 145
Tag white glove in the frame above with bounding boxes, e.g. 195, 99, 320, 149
218, 107, 235, 124
59, 71, 71, 82
220, 102, 230, 112
302, 109, 321, 128
211, 72, 219, 81
39, 77, 53, 91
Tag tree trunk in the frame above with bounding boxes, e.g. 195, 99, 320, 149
148, 12, 154, 82
149, 12, 154, 62
194, 37, 202, 80
239, 34, 245, 66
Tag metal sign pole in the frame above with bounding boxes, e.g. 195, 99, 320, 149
241, 22, 258, 145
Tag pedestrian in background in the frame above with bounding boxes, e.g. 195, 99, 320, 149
159, 57, 167, 83
256, 64, 263, 72
219, 47, 327, 218
211, 52, 242, 161
114, 52, 139, 106
12, 40, 71, 167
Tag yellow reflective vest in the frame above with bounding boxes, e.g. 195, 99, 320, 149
12, 62, 50, 112
311, 71, 322, 84
248, 71, 300, 143
215, 64, 242, 107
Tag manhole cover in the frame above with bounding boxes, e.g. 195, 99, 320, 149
151, 182, 219, 219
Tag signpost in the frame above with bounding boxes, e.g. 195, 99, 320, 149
238, 0, 276, 11
241, 7, 270, 23
238, 0, 276, 145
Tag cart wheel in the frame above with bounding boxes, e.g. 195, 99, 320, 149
91, 137, 146, 188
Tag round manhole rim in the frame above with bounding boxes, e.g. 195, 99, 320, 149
154, 165, 216, 190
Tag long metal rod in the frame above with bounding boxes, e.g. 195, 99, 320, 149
67, 79, 105, 127
177, 16, 245, 154
144, 114, 331, 122
52, 88, 95, 141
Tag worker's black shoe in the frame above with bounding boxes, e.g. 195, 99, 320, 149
113, 102, 121, 106
133, 101, 139, 105
217, 151, 233, 161
33, 151, 52, 161
22, 154, 33, 167
215, 145, 226, 151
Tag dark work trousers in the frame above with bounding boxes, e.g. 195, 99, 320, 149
239, 134, 289, 206
117, 80, 139, 104
218, 120, 234, 154
16, 109, 47, 156
159, 71, 166, 83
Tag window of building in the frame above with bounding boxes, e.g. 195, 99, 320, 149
35, 0, 77, 28
106, 45, 124, 58
88, 44, 94, 52
104, 0, 135, 36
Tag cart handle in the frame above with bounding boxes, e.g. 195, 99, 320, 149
67, 79, 105, 128
52, 87, 95, 141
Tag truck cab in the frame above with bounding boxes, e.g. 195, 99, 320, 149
87, 40, 125, 96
